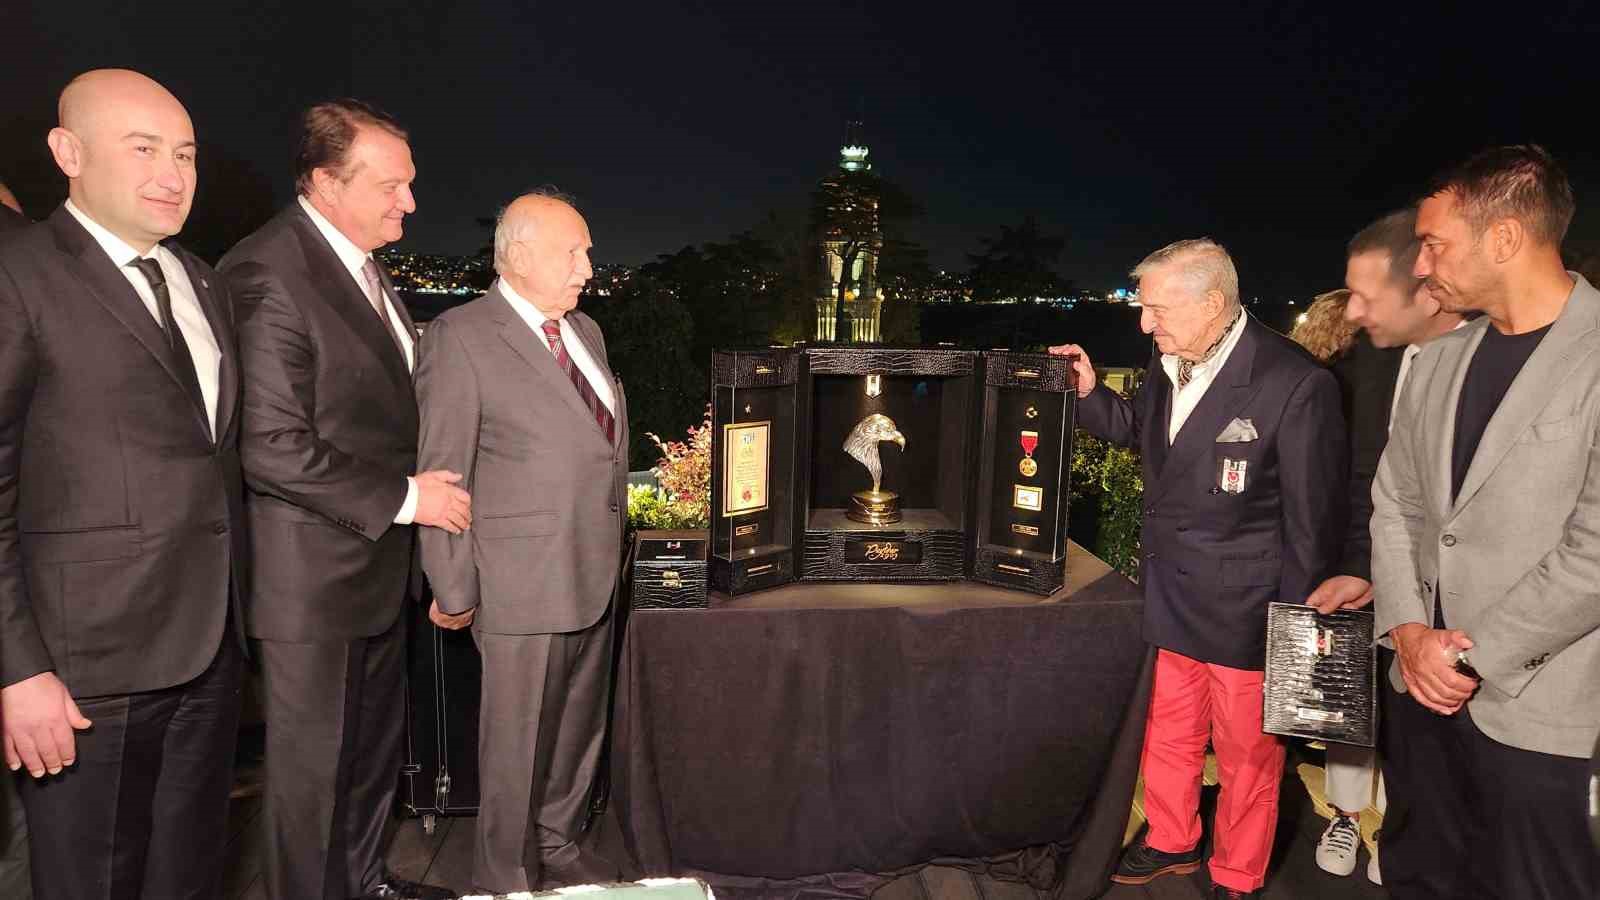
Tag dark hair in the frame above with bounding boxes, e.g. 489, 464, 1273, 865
1347, 208, 1420, 290
294, 99, 408, 196
1423, 144, 1575, 247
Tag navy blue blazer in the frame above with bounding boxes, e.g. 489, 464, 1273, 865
1078, 317, 1348, 670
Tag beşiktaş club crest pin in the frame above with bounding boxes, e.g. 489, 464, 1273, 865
1220, 457, 1247, 494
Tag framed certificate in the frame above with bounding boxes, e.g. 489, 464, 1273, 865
722, 421, 771, 517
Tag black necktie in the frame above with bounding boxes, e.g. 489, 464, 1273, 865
126, 256, 208, 434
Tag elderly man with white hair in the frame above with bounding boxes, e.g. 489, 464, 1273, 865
1050, 239, 1347, 900
416, 189, 628, 895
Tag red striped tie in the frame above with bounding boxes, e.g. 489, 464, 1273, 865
541, 319, 615, 443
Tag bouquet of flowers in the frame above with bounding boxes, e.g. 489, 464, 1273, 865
627, 405, 712, 531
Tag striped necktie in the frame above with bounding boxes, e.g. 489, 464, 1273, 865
541, 319, 615, 443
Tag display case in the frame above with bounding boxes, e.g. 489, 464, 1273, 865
796, 347, 979, 582
706, 345, 1075, 597
708, 349, 801, 595
970, 351, 1077, 595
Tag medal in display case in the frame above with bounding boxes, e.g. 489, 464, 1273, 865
709, 348, 801, 595
971, 351, 1077, 595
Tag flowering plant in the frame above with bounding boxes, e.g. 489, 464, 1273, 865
627, 405, 712, 530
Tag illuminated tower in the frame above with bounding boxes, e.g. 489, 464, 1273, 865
814, 122, 884, 342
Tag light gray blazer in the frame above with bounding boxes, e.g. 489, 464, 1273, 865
415, 285, 628, 635
1371, 274, 1600, 758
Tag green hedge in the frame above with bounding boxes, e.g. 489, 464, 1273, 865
1069, 431, 1143, 581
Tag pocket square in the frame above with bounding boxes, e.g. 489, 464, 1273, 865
1217, 417, 1258, 443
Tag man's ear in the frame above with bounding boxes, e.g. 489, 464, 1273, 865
46, 127, 83, 179
1490, 217, 1524, 265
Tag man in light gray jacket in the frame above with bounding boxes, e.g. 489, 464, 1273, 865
416, 190, 627, 895
1371, 144, 1600, 899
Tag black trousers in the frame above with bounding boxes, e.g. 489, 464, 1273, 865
256, 613, 406, 900
1380, 677, 1600, 899
17, 633, 243, 900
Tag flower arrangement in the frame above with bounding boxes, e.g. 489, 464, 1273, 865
627, 405, 712, 531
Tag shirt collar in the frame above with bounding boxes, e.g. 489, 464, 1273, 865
297, 195, 371, 277
1161, 309, 1248, 386
64, 198, 156, 267
1405, 318, 1469, 357
497, 277, 568, 326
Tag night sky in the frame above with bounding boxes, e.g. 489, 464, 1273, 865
3, 1, 1597, 301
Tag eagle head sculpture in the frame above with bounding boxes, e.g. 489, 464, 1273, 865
843, 413, 907, 494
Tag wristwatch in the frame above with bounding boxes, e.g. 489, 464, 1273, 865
1454, 649, 1481, 680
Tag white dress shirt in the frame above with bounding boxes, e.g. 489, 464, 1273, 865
497, 278, 616, 414
296, 196, 420, 524
64, 200, 222, 438
1389, 320, 1467, 433
1159, 310, 1248, 443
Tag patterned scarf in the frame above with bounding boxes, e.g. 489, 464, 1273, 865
1176, 308, 1244, 389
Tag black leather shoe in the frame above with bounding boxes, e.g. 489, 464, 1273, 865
1109, 837, 1203, 885
538, 845, 621, 889
350, 874, 454, 900
1211, 886, 1259, 899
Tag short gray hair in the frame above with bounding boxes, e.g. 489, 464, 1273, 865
1131, 238, 1239, 309
492, 186, 579, 273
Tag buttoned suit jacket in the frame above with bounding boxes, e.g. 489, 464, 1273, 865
1372, 274, 1600, 758
219, 204, 420, 642
0, 207, 246, 696
415, 285, 628, 635
1077, 316, 1348, 670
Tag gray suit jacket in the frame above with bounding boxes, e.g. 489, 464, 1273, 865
1372, 273, 1600, 758
415, 285, 628, 635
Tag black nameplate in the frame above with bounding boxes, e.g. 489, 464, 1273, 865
843, 538, 923, 564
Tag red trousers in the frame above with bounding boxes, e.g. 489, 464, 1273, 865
1142, 648, 1285, 892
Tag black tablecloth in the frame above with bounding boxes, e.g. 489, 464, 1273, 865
608, 542, 1151, 900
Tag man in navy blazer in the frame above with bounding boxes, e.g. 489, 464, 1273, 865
1052, 238, 1347, 900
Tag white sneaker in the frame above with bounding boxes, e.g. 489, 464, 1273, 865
1314, 815, 1360, 876
1367, 834, 1381, 885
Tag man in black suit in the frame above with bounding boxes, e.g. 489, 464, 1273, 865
219, 100, 467, 900
1051, 239, 1347, 900
0, 68, 246, 900
1302, 209, 1463, 885
0, 178, 31, 900
0, 181, 25, 231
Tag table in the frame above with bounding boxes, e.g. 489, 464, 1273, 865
607, 542, 1151, 899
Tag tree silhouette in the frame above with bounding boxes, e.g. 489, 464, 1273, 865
966, 217, 1070, 303
811, 169, 920, 341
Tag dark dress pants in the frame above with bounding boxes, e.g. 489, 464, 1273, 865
256, 611, 406, 900
17, 634, 243, 900
0, 759, 31, 898
1380, 676, 1600, 900
472, 606, 614, 893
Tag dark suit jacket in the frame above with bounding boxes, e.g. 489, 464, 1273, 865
0, 207, 245, 695
1078, 316, 1348, 669
219, 204, 419, 643
0, 206, 27, 233
1329, 337, 1404, 581
416, 287, 629, 634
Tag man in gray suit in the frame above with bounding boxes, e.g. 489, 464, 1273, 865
416, 190, 627, 894
1371, 145, 1600, 899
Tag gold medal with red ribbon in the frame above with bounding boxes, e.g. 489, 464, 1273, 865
1019, 430, 1039, 477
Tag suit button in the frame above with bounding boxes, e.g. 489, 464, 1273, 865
1145, 551, 1156, 560
1145, 506, 1155, 516
609, 503, 619, 513
1440, 534, 1457, 547
212, 522, 228, 535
